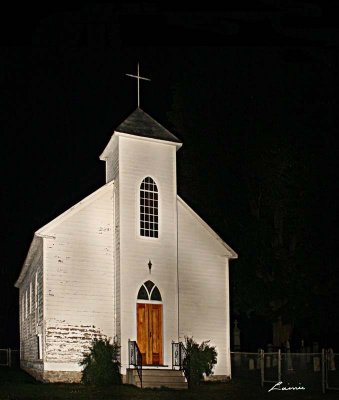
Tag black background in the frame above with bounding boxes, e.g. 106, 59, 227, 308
1, 2, 338, 350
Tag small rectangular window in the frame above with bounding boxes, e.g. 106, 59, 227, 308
25, 290, 28, 319
21, 296, 24, 322
35, 273, 38, 309
30, 282, 32, 314
37, 334, 42, 360
37, 276, 40, 310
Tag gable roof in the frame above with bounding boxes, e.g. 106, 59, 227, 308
15, 181, 115, 287
36, 181, 114, 236
177, 196, 238, 259
116, 107, 181, 144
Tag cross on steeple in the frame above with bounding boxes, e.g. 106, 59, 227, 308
126, 63, 151, 108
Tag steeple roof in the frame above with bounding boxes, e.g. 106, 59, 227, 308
115, 107, 181, 143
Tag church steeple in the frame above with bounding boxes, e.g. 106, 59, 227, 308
100, 108, 182, 183
116, 108, 181, 143
100, 65, 182, 184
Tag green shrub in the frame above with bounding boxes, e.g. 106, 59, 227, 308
183, 337, 217, 387
80, 337, 121, 386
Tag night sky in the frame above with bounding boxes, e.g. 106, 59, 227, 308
1, 3, 338, 350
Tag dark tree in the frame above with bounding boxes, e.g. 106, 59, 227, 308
168, 47, 338, 348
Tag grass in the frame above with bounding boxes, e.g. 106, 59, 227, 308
0, 367, 338, 400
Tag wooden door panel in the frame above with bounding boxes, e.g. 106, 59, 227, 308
137, 304, 148, 363
137, 303, 163, 365
150, 304, 162, 365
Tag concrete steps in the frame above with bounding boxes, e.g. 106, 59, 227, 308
127, 368, 188, 389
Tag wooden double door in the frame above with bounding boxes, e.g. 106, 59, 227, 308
137, 303, 163, 365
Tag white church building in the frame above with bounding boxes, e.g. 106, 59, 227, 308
15, 105, 237, 385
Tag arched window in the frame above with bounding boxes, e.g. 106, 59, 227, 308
137, 281, 162, 301
140, 177, 158, 238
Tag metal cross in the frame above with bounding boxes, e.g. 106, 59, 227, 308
126, 63, 151, 108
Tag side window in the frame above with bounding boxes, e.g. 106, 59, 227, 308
30, 282, 32, 314
37, 334, 42, 359
140, 177, 158, 238
25, 290, 28, 319
21, 295, 24, 322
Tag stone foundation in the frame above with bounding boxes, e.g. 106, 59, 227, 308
42, 370, 82, 383
22, 366, 82, 383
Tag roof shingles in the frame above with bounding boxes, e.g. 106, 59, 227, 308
116, 108, 181, 143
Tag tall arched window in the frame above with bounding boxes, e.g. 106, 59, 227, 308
140, 177, 158, 238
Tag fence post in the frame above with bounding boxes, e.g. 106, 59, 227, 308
260, 349, 264, 388
278, 349, 281, 383
8, 348, 11, 367
322, 348, 325, 394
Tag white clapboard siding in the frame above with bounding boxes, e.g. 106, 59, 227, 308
177, 199, 231, 376
118, 136, 179, 371
44, 187, 114, 364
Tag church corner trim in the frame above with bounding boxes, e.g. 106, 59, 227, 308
177, 196, 238, 260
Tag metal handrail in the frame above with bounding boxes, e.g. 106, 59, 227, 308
128, 340, 142, 388
172, 341, 187, 370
